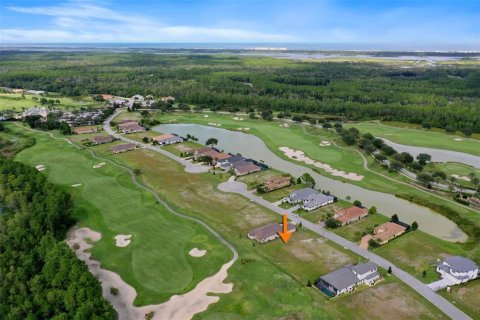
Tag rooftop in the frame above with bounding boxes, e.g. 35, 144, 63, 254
444, 256, 478, 273
288, 187, 318, 202
248, 222, 295, 241
335, 206, 368, 223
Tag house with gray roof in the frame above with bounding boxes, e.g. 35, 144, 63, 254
302, 193, 335, 211
248, 222, 296, 243
436, 256, 478, 285
284, 187, 318, 204
315, 261, 380, 297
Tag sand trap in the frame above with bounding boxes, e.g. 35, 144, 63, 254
68, 227, 234, 320
203, 115, 209, 118
35, 164, 45, 171
319, 140, 331, 147
232, 117, 244, 121
451, 174, 471, 182
454, 138, 463, 141
115, 234, 132, 247
279, 146, 364, 181
72, 183, 82, 187
93, 162, 106, 169
189, 248, 207, 257
208, 122, 222, 127
279, 123, 290, 128
236, 127, 251, 131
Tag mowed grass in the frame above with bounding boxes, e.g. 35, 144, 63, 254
11, 124, 231, 305
0, 93, 100, 111
344, 121, 480, 157
439, 280, 480, 319
106, 142, 448, 319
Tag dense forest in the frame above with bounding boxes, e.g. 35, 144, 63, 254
0, 151, 115, 318
0, 52, 479, 132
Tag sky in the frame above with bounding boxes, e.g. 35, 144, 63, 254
0, 0, 479, 48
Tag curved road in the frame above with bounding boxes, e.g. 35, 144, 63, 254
104, 111, 470, 320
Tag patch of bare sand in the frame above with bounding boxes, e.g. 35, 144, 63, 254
279, 146, 364, 181
347, 282, 443, 320
115, 234, 132, 247
189, 248, 206, 257
451, 174, 471, 182
93, 162, 106, 169
35, 164, 45, 171
67, 227, 234, 320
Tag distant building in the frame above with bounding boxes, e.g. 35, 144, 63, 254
92, 135, 114, 145
315, 262, 380, 297
335, 207, 369, 226
194, 147, 231, 161
248, 222, 296, 243
152, 133, 183, 145
12, 88, 24, 94
23, 106, 48, 118
160, 96, 175, 103
25, 90, 45, 95
261, 176, 291, 192
131, 94, 145, 101
111, 143, 136, 154
73, 126, 98, 135
99, 94, 113, 100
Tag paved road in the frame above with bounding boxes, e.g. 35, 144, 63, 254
218, 180, 471, 320
105, 110, 470, 320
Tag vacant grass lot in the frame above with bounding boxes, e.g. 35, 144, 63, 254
0, 93, 100, 111
345, 121, 480, 156
11, 124, 231, 306
439, 280, 480, 319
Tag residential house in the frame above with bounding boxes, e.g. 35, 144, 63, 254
372, 222, 407, 244
436, 256, 478, 285
232, 160, 261, 176
262, 176, 291, 192
160, 96, 175, 103
194, 147, 231, 162
132, 94, 145, 101
284, 187, 319, 204
152, 134, 183, 145
99, 94, 113, 100
92, 135, 114, 145
302, 193, 335, 211
73, 126, 98, 135
335, 207, 369, 226
12, 88, 24, 94
118, 122, 146, 134
111, 143, 136, 154
248, 222, 296, 243
315, 262, 380, 297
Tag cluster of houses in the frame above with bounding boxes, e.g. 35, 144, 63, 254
58, 109, 106, 126
283, 187, 336, 212
1, 87, 45, 95
107, 94, 175, 110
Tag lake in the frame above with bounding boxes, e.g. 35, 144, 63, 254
153, 123, 467, 242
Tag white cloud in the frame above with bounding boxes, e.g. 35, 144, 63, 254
1, 0, 294, 43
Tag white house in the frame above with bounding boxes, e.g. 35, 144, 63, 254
302, 193, 335, 211
436, 256, 478, 285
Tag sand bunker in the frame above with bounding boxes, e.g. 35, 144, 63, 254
279, 123, 290, 128
454, 138, 463, 141
208, 122, 222, 127
451, 174, 471, 182
68, 227, 234, 320
203, 115, 209, 118
236, 127, 251, 131
115, 234, 132, 247
93, 162, 106, 169
319, 140, 331, 147
71, 183, 82, 187
232, 117, 244, 121
189, 248, 207, 257
279, 146, 364, 181
35, 164, 45, 171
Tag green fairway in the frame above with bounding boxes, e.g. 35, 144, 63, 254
0, 93, 101, 111
344, 121, 480, 157
11, 124, 231, 306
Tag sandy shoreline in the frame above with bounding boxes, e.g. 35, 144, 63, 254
68, 227, 234, 320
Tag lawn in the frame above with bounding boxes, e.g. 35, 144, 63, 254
344, 121, 480, 157
332, 213, 389, 242
425, 162, 479, 188
10, 123, 232, 306
260, 183, 305, 203
0, 93, 100, 111
298, 200, 353, 224
236, 168, 291, 190
439, 280, 480, 319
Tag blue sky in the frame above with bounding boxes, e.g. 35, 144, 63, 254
1, 0, 479, 46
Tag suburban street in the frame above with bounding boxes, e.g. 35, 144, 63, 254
105, 110, 471, 320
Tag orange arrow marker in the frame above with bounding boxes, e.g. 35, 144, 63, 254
278, 214, 292, 243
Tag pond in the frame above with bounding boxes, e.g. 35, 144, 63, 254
153, 123, 467, 242
381, 138, 480, 169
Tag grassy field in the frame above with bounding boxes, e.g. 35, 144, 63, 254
424, 162, 479, 188
344, 120, 480, 156
298, 200, 353, 224
10, 123, 232, 306
439, 279, 480, 319
0, 93, 101, 111
235, 168, 291, 190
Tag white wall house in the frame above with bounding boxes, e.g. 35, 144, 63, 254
436, 256, 478, 285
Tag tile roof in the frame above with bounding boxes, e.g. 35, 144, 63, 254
111, 143, 136, 153
373, 222, 407, 243
335, 206, 368, 224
